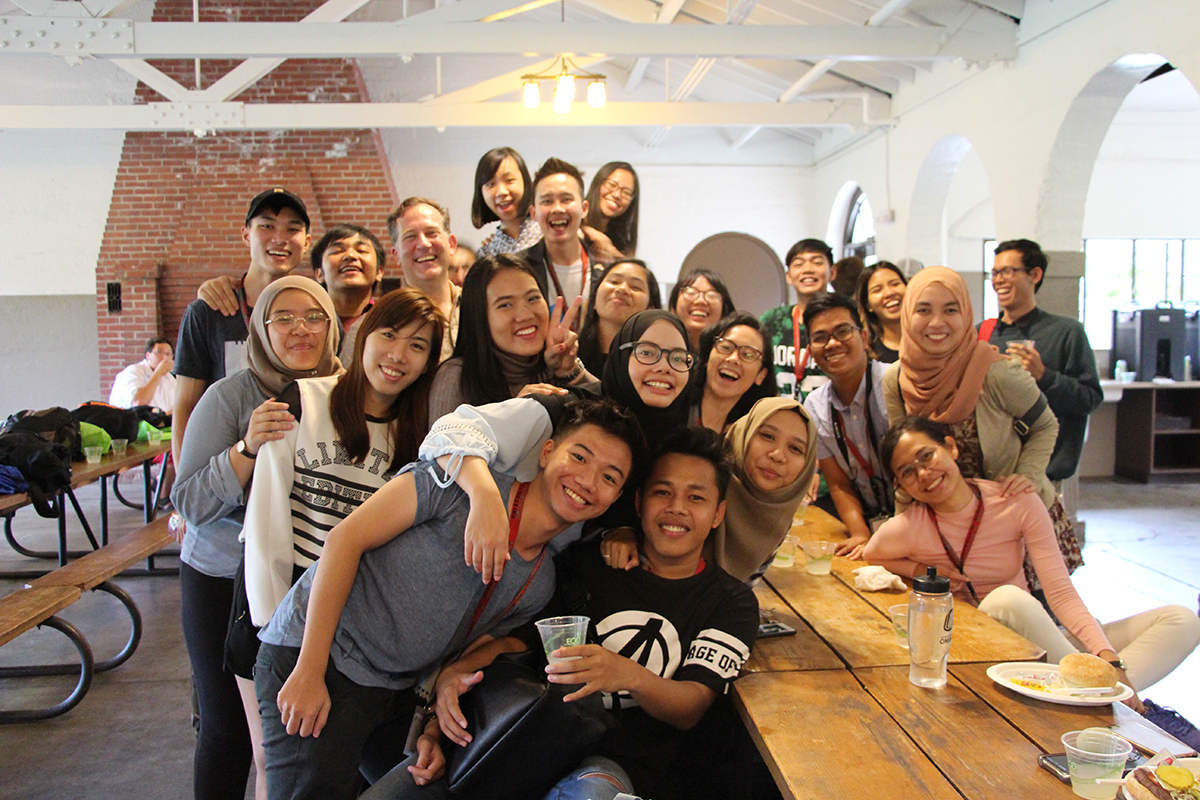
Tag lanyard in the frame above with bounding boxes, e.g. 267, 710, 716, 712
791, 305, 811, 385
830, 365, 881, 480
545, 247, 588, 305
930, 482, 984, 604
464, 481, 546, 638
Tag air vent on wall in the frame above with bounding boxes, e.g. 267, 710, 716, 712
107, 282, 122, 313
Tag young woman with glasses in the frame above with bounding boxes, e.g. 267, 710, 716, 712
669, 268, 736, 351
693, 312, 778, 433
582, 161, 640, 261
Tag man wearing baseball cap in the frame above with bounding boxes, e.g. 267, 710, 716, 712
171, 187, 312, 469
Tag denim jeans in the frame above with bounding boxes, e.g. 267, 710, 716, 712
359, 754, 640, 800
254, 642, 416, 800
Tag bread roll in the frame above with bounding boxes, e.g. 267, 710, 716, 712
1059, 653, 1119, 688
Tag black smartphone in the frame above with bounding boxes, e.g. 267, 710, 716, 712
1038, 752, 1146, 785
757, 621, 797, 638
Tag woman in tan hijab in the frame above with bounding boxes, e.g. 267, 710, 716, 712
881, 266, 1080, 579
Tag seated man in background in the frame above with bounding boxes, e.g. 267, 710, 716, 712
109, 337, 178, 411
802, 293, 892, 558
368, 427, 758, 800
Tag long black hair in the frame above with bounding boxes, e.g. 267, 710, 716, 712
452, 253, 551, 405
577, 259, 662, 375
855, 260, 907, 351
583, 161, 640, 256
471, 147, 533, 229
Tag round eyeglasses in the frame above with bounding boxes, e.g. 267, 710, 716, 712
266, 311, 330, 333
808, 323, 861, 348
679, 286, 723, 304
713, 337, 763, 363
620, 341, 694, 372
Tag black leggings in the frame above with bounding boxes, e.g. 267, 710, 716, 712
180, 562, 252, 800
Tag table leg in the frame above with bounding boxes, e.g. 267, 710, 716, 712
99, 475, 109, 546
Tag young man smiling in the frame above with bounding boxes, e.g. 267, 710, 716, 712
387, 197, 461, 362
801, 294, 891, 558
254, 398, 644, 800
173, 187, 312, 466
519, 157, 592, 313
380, 427, 758, 800
309, 223, 388, 358
760, 238, 837, 400
982, 239, 1102, 481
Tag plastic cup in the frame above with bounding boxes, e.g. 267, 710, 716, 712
147, 428, 163, 443
887, 604, 909, 650
801, 541, 837, 575
84, 446, 103, 464
1061, 729, 1132, 799
772, 535, 800, 568
535, 616, 589, 664
110, 438, 128, 457
1119, 371, 1137, 383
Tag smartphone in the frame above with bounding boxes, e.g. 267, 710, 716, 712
1038, 752, 1146, 784
757, 621, 797, 638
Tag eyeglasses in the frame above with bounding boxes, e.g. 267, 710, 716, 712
266, 311, 330, 333
808, 323, 861, 348
713, 337, 762, 363
893, 447, 939, 484
601, 178, 634, 202
990, 266, 1029, 281
679, 286, 723, 304
621, 341, 694, 372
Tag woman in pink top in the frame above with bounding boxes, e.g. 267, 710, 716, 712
865, 416, 1199, 733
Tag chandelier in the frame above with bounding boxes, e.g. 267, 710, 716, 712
521, 56, 606, 113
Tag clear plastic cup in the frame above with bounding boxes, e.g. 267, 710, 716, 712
147, 428, 163, 443
110, 438, 128, 457
801, 541, 837, 575
887, 604, 909, 650
1061, 729, 1132, 799
84, 446, 103, 464
772, 535, 800, 568
535, 616, 589, 664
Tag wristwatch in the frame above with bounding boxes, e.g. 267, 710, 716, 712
1106, 657, 1128, 671
236, 439, 257, 459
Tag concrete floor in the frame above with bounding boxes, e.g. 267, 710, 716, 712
0, 477, 1197, 800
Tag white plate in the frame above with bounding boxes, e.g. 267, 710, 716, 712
985, 662, 1134, 706
1120, 757, 1200, 799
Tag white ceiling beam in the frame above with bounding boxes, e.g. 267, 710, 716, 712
0, 98, 887, 129
573, 0, 658, 24
11, 21, 1012, 60
625, 0, 691, 93
114, 59, 191, 101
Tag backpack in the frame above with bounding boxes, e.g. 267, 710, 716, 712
129, 405, 173, 430
1, 407, 83, 461
0, 431, 73, 517
72, 402, 141, 443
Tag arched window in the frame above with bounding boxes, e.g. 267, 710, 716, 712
844, 188, 876, 261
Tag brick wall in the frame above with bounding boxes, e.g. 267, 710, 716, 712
95, 0, 398, 396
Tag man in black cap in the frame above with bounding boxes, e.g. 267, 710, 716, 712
171, 188, 312, 468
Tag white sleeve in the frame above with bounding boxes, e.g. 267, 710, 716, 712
243, 424, 301, 626
107, 365, 139, 409
419, 397, 554, 484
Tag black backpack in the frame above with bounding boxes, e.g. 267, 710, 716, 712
1, 407, 83, 461
72, 402, 142, 442
129, 405, 172, 430
0, 431, 73, 517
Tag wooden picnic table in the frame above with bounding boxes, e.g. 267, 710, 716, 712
734, 505, 1192, 800
1, 440, 170, 570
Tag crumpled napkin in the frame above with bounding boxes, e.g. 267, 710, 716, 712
852, 565, 906, 592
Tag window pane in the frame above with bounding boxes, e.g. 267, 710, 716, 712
1133, 239, 1168, 305
1184, 240, 1200, 304
849, 195, 875, 244
1084, 239, 1134, 349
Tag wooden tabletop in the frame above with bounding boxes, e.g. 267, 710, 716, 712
0, 440, 169, 513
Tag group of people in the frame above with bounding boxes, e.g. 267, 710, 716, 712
154, 152, 1199, 800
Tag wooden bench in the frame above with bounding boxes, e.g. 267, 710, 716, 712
0, 515, 173, 723
0, 585, 94, 723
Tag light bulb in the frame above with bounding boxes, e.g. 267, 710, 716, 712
553, 83, 571, 114
556, 73, 575, 102
587, 80, 606, 108
523, 80, 539, 109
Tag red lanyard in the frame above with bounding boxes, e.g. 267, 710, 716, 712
930, 482, 984, 604
791, 305, 811, 385
545, 248, 588, 304
465, 481, 546, 637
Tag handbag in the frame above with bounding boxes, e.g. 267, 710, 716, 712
446, 653, 609, 799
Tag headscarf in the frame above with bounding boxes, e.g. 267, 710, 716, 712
710, 397, 819, 583
247, 275, 343, 396
601, 309, 695, 435
897, 266, 1004, 424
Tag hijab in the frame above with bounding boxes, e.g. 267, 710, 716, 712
247, 275, 343, 396
709, 397, 819, 583
601, 310, 695, 435
897, 266, 1004, 424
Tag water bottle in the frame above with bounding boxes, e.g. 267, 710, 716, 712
908, 566, 953, 688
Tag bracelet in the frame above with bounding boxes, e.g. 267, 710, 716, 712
557, 358, 584, 384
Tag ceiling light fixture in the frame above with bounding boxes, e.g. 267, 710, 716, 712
521, 56, 606, 114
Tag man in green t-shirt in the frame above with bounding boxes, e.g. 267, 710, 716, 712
760, 238, 837, 401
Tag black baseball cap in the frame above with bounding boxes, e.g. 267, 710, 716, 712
245, 188, 310, 229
